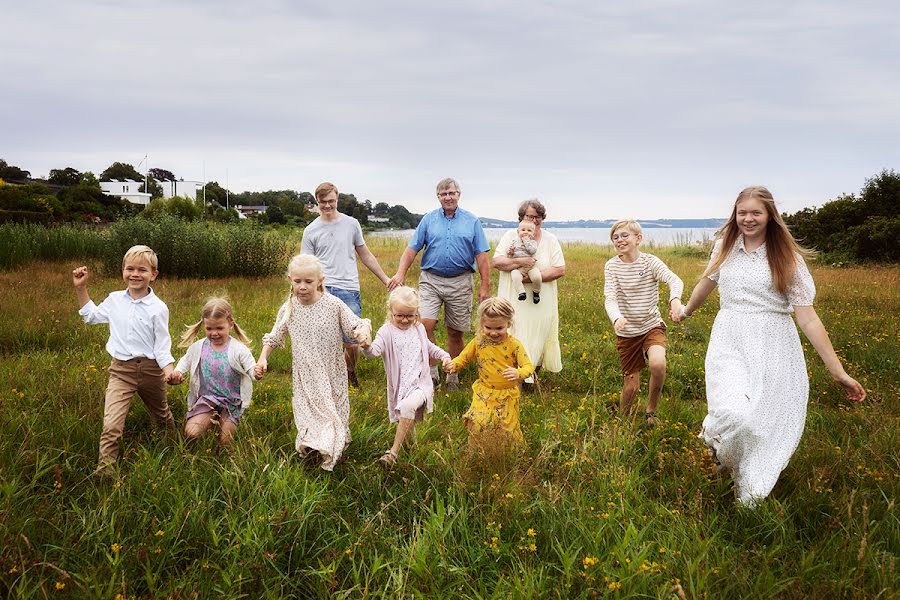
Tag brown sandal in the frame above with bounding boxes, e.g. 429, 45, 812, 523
378, 449, 398, 469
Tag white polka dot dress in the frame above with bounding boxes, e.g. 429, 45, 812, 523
263, 293, 370, 471
702, 236, 816, 506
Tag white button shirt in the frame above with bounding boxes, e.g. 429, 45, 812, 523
79, 288, 175, 368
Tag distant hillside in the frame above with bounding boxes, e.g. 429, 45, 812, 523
479, 217, 726, 229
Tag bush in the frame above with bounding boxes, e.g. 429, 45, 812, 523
0, 223, 106, 269
103, 215, 292, 277
847, 216, 900, 262
784, 169, 900, 262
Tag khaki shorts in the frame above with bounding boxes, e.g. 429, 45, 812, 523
616, 325, 666, 375
418, 270, 474, 332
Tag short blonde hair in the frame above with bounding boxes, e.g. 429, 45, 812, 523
610, 219, 642, 240
517, 220, 536, 234
386, 286, 420, 325
315, 182, 338, 202
122, 245, 158, 270
477, 297, 515, 326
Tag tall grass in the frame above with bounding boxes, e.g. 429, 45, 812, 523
0, 218, 296, 277
0, 240, 896, 598
0, 223, 107, 269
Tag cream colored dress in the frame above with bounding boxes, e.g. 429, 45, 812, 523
263, 293, 371, 471
494, 229, 565, 372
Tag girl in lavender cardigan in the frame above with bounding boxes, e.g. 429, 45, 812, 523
361, 287, 452, 468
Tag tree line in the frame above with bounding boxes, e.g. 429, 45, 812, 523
0, 158, 422, 229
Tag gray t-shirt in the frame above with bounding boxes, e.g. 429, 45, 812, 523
301, 214, 365, 291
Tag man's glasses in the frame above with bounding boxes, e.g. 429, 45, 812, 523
438, 190, 459, 198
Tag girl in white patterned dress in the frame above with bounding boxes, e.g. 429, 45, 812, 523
677, 186, 865, 506
255, 254, 372, 471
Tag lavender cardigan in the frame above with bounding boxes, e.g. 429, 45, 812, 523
362, 322, 450, 423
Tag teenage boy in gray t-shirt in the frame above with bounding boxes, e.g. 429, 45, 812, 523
301, 182, 396, 388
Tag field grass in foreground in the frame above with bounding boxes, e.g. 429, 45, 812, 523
0, 238, 897, 599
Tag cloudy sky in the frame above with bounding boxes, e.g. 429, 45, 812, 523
4, 0, 898, 220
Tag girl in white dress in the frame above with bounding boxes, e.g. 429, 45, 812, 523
255, 254, 372, 471
676, 186, 865, 507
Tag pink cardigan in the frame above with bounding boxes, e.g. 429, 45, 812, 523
362, 322, 450, 423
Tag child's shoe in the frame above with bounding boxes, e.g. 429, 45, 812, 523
378, 449, 398, 469
430, 364, 440, 387
533, 291, 540, 304
517, 292, 527, 301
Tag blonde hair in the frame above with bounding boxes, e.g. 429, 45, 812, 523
610, 219, 642, 240
179, 297, 251, 347
283, 254, 324, 321
315, 181, 338, 202
517, 220, 536, 234
385, 286, 420, 325
477, 297, 515, 329
122, 245, 158, 270
703, 186, 815, 295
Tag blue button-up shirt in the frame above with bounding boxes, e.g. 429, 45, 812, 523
409, 207, 490, 277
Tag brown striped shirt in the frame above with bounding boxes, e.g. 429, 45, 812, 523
603, 252, 684, 338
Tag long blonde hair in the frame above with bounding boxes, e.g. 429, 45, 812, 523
703, 186, 815, 294
179, 297, 251, 347
283, 254, 325, 321
385, 286, 420, 325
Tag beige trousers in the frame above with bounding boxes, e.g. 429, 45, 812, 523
98, 358, 175, 465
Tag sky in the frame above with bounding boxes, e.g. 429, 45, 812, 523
3, 0, 899, 221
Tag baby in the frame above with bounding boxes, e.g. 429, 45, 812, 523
506, 220, 542, 303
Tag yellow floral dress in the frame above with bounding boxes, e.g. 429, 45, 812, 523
451, 335, 534, 444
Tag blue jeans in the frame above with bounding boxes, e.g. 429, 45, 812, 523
326, 286, 362, 344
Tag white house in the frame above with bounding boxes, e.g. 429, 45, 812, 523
100, 179, 151, 206
158, 179, 202, 200
101, 178, 203, 206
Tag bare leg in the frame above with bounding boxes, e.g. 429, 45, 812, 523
446, 327, 464, 359
646, 345, 666, 414
185, 411, 215, 441
390, 417, 415, 456
619, 372, 640, 415
218, 417, 237, 447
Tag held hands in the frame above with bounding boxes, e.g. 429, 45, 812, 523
441, 357, 453, 372
614, 317, 629, 333
166, 371, 184, 385
669, 299, 685, 323
352, 326, 371, 347
502, 367, 519, 382
72, 266, 88, 288
254, 358, 268, 380
388, 273, 405, 290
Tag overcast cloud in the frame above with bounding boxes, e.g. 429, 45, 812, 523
3, 0, 899, 220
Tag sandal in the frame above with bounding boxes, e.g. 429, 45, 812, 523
378, 449, 398, 469
644, 411, 660, 426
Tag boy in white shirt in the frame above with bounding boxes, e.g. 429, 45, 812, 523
603, 220, 684, 424
73, 245, 176, 475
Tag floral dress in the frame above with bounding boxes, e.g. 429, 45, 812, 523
263, 293, 370, 471
702, 236, 816, 506
184, 339, 243, 422
451, 335, 534, 445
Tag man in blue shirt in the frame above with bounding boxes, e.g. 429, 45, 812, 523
390, 177, 491, 391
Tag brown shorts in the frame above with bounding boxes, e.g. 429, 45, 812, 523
616, 325, 666, 375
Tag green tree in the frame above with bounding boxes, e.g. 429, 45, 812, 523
0, 159, 31, 180
149, 167, 176, 181
100, 162, 144, 182
48, 167, 83, 187
266, 205, 286, 224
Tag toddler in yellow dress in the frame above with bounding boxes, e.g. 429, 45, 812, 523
445, 297, 534, 446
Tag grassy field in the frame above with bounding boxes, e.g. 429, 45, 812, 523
0, 237, 897, 599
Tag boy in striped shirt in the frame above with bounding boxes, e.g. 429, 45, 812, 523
603, 220, 684, 424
